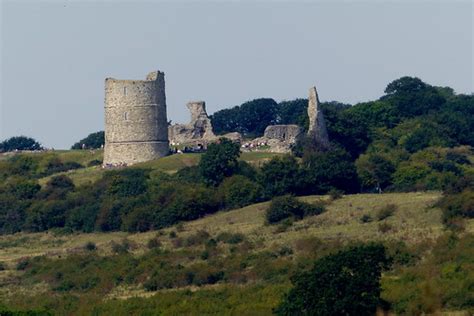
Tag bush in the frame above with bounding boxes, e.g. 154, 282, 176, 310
218, 175, 262, 209
258, 155, 301, 198
360, 214, 372, 223
16, 258, 30, 270
378, 222, 392, 233
300, 147, 359, 195
111, 239, 132, 254
275, 244, 390, 315
266, 195, 325, 224
87, 159, 102, 167
104, 169, 148, 197
147, 237, 162, 250
185, 230, 210, 246
376, 204, 397, 221
328, 188, 343, 201
84, 242, 97, 251
199, 138, 241, 186
216, 232, 245, 244
438, 189, 474, 228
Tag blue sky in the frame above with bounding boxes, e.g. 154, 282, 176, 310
1, 1, 472, 148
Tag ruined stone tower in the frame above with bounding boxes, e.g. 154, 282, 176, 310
307, 86, 330, 148
168, 101, 215, 144
103, 71, 169, 165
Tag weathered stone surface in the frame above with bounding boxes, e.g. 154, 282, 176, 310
104, 71, 169, 166
250, 124, 302, 153
307, 86, 329, 147
221, 132, 242, 143
169, 101, 216, 144
264, 125, 302, 142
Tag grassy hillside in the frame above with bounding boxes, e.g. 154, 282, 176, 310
0, 192, 446, 264
34, 150, 285, 187
1, 191, 473, 315
1, 146, 473, 315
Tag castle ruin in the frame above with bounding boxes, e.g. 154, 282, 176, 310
103, 71, 169, 166
103, 70, 328, 163
168, 101, 215, 144
307, 86, 330, 148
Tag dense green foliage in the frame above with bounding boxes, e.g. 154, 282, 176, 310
210, 98, 279, 137
266, 195, 325, 224
0, 76, 472, 235
199, 138, 241, 186
71, 131, 104, 149
0, 136, 43, 152
383, 233, 474, 314
276, 244, 390, 315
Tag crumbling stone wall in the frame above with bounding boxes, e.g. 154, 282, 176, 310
250, 124, 302, 153
169, 101, 215, 144
263, 125, 302, 142
103, 71, 169, 165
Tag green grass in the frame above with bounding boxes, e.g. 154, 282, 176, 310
0, 192, 455, 264
1, 192, 473, 315
37, 151, 285, 187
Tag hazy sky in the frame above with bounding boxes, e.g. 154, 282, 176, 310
1, 1, 472, 149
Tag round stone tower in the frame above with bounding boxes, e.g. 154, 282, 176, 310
103, 71, 169, 165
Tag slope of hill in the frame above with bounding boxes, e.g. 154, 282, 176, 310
30, 150, 284, 187
1, 190, 473, 315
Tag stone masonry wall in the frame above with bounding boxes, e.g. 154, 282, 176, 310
104, 71, 169, 165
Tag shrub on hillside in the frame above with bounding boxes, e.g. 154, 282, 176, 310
218, 175, 263, 209
300, 147, 359, 195
87, 159, 102, 167
275, 243, 390, 315
104, 168, 148, 197
199, 138, 241, 186
84, 242, 97, 251
266, 195, 324, 224
376, 204, 397, 221
438, 189, 474, 228
360, 214, 372, 223
258, 155, 302, 198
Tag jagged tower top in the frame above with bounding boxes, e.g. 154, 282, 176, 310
307, 86, 329, 148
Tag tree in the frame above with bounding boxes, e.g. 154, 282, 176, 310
199, 138, 241, 186
210, 98, 278, 137
277, 99, 309, 129
0, 136, 42, 152
71, 131, 104, 149
300, 147, 359, 194
356, 153, 395, 192
258, 155, 301, 198
218, 175, 262, 209
382, 77, 446, 117
266, 195, 324, 224
384, 76, 427, 95
275, 244, 390, 316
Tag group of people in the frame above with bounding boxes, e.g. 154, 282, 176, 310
102, 161, 128, 169
241, 141, 268, 151
171, 143, 206, 154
